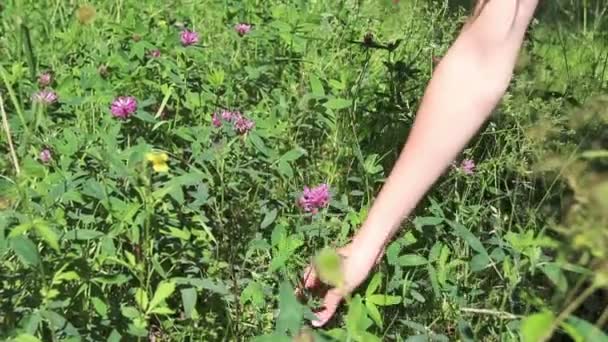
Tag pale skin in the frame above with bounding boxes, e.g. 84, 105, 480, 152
298, 0, 541, 328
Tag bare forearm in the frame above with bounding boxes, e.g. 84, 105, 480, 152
353, 0, 538, 252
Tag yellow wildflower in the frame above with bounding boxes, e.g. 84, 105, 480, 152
146, 152, 169, 173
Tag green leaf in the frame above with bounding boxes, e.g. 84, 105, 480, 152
10, 236, 40, 266
368, 294, 401, 306
427, 264, 440, 298
310, 75, 325, 97
539, 263, 568, 293
135, 288, 149, 311
277, 160, 294, 179
180, 288, 197, 319
33, 220, 59, 252
12, 334, 42, 342
63, 229, 104, 240
278, 147, 306, 163
148, 306, 174, 315
580, 149, 608, 159
164, 227, 191, 241
107, 330, 121, 342
346, 295, 372, 334
121, 306, 140, 319
520, 310, 555, 342
91, 297, 108, 317
413, 216, 443, 230
365, 301, 383, 329
449, 221, 489, 257
324, 97, 351, 110
147, 281, 175, 313
276, 281, 303, 336
260, 208, 278, 229
241, 281, 265, 308
470, 253, 490, 272
365, 272, 382, 297
398, 254, 428, 267
561, 315, 608, 342
314, 247, 343, 288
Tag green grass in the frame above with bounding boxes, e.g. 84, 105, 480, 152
0, 0, 607, 341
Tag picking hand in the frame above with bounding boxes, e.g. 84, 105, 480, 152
296, 243, 384, 327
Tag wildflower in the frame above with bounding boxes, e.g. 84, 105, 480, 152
110, 96, 138, 119
149, 49, 161, 58
180, 29, 199, 46
233, 113, 254, 134
33, 90, 58, 105
39, 148, 52, 164
221, 110, 234, 122
298, 184, 330, 214
460, 159, 476, 175
38, 72, 52, 87
146, 151, 169, 173
212, 113, 222, 127
234, 23, 252, 36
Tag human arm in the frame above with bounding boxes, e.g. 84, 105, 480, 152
303, 0, 540, 327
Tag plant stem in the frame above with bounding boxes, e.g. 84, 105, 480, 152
0, 93, 21, 175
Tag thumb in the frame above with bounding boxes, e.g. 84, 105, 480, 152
311, 288, 343, 327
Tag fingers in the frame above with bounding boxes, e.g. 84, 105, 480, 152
311, 288, 343, 327
295, 264, 320, 298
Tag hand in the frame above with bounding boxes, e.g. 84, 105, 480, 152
296, 242, 384, 327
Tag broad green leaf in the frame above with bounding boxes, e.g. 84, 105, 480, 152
12, 334, 41, 342
365, 301, 383, 329
428, 241, 443, 262
427, 264, 441, 298
260, 208, 278, 229
539, 263, 568, 293
562, 315, 608, 342
241, 281, 265, 308
470, 253, 490, 272
520, 310, 555, 342
346, 294, 370, 333
324, 97, 351, 110
135, 288, 149, 310
107, 330, 121, 342
9, 222, 32, 237
580, 149, 608, 159
180, 288, 197, 319
310, 75, 325, 97
121, 306, 140, 319
278, 148, 306, 163
368, 294, 402, 306
276, 281, 303, 336
413, 216, 443, 230
10, 236, 40, 266
148, 281, 176, 312
398, 254, 428, 267
449, 221, 489, 257
91, 297, 108, 317
164, 227, 191, 241
314, 247, 343, 288
365, 272, 382, 297
33, 220, 59, 252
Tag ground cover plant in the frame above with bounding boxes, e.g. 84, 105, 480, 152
0, 0, 607, 341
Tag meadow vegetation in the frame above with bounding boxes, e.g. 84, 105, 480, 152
0, 0, 607, 341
